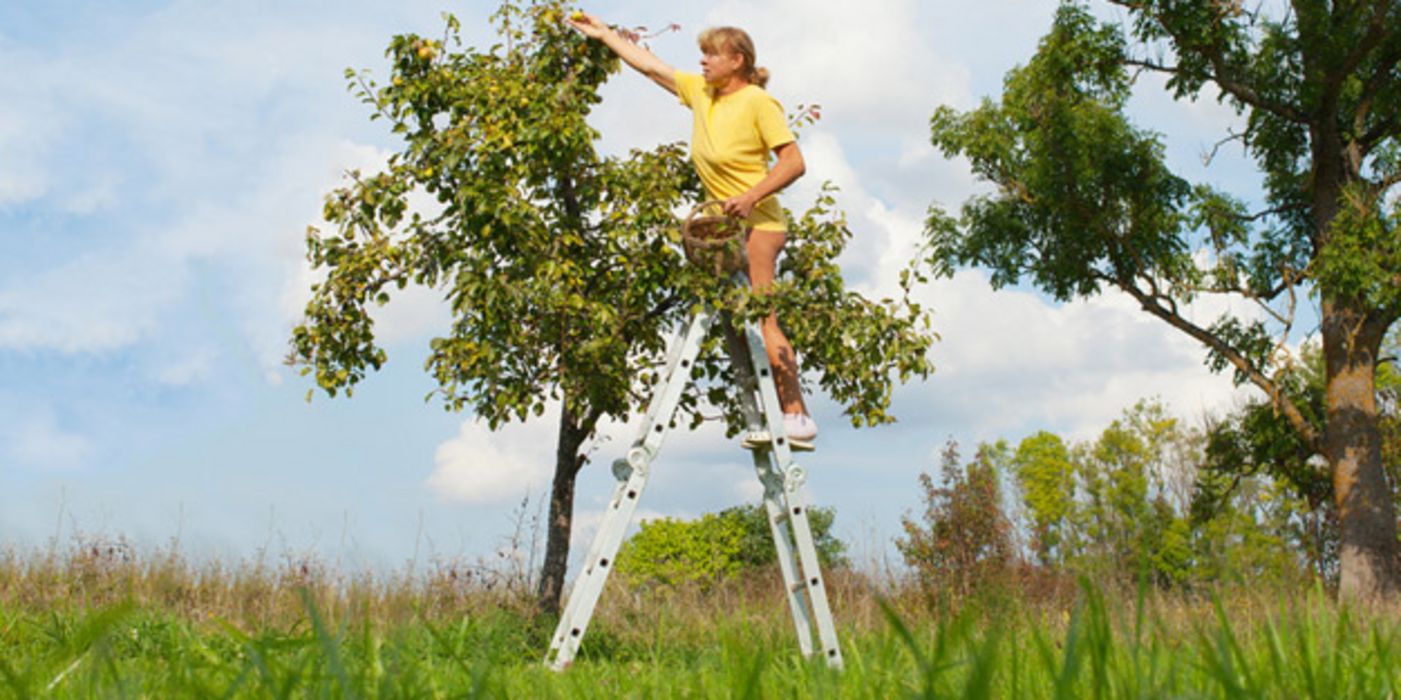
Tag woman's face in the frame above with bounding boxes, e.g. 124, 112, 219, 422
700, 47, 744, 85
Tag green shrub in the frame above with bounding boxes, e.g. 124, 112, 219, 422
615, 506, 847, 588
615, 513, 744, 588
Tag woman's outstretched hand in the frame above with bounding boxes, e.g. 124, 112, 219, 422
564, 10, 677, 95
566, 11, 608, 39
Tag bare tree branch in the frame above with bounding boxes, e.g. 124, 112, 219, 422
1261, 274, 1301, 366
1114, 277, 1324, 454
1201, 128, 1249, 166
1239, 203, 1301, 223
1124, 57, 1181, 76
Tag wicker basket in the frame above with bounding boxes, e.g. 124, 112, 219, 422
681, 200, 748, 276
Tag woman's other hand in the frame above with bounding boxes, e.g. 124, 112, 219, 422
722, 193, 759, 220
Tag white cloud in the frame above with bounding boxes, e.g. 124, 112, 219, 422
0, 242, 185, 354
568, 505, 673, 561
427, 415, 557, 505
154, 348, 218, 387
0, 1, 465, 364
3, 408, 91, 470
421, 382, 767, 510
0, 42, 61, 207
731, 472, 766, 502
898, 270, 1261, 443
707, 0, 971, 136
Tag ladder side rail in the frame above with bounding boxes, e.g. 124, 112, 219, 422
739, 322, 798, 466
720, 318, 766, 430
739, 320, 845, 669
782, 485, 845, 668
548, 464, 652, 669
633, 313, 706, 440
725, 317, 817, 654
548, 318, 697, 656
545, 310, 715, 669
555, 307, 715, 647
636, 309, 714, 457
548, 473, 633, 654
755, 460, 817, 655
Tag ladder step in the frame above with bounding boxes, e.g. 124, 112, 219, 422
740, 434, 816, 452
789, 581, 806, 593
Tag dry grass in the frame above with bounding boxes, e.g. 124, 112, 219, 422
1, 532, 1360, 646
0, 535, 542, 633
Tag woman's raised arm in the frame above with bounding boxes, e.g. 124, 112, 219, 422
567, 12, 677, 96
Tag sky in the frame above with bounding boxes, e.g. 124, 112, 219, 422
0, 0, 1282, 576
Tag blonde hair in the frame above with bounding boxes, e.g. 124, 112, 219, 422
697, 26, 770, 88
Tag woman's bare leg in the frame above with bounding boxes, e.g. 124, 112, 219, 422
746, 228, 808, 415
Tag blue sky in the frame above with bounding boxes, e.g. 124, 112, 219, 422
0, 0, 1282, 574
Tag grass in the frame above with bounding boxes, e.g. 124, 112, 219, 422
0, 542, 1398, 698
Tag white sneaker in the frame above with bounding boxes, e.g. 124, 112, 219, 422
740, 413, 818, 452
783, 412, 818, 441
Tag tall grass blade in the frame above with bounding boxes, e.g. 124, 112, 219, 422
0, 656, 31, 700
299, 586, 357, 699
1053, 600, 1085, 700
961, 628, 1001, 700
44, 601, 132, 694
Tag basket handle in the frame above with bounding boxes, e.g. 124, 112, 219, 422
684, 199, 735, 228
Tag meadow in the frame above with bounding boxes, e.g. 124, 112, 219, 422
0, 538, 1397, 699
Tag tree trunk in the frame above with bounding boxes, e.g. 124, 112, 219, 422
1323, 301, 1399, 602
536, 404, 588, 615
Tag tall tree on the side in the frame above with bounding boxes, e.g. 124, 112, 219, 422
924, 2, 1401, 599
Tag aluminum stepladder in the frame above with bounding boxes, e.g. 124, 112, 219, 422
545, 303, 844, 671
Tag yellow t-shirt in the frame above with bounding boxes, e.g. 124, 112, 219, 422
674, 70, 796, 232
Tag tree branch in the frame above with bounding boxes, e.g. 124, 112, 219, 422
574, 405, 607, 476
1115, 279, 1324, 454
1352, 35, 1401, 157
1374, 304, 1401, 342
1108, 0, 1312, 124
1123, 57, 1181, 76
1374, 167, 1401, 193
641, 292, 682, 325
1359, 116, 1397, 155
1333, 0, 1393, 85
1200, 128, 1249, 167
1201, 50, 1309, 124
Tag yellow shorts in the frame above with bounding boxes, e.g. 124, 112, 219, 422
747, 196, 787, 232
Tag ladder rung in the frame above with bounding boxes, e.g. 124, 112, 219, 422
789, 581, 806, 593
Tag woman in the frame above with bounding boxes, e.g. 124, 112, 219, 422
568, 14, 817, 446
